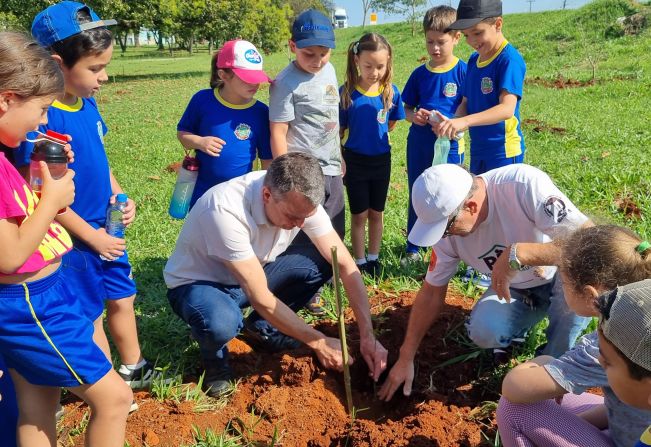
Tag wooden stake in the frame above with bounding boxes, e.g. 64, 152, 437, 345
331, 246, 354, 415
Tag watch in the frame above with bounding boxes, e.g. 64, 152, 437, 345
508, 244, 528, 271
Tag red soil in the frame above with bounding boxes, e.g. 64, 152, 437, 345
58, 290, 499, 446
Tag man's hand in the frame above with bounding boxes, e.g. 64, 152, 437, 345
310, 336, 354, 371
491, 247, 518, 302
377, 356, 414, 401
89, 227, 126, 260
359, 336, 388, 381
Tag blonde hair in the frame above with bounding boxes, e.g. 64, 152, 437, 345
0, 32, 63, 98
341, 33, 394, 111
423, 6, 457, 34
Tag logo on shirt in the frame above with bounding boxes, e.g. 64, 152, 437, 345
97, 121, 104, 143
481, 77, 494, 94
478, 244, 507, 271
323, 85, 339, 106
244, 49, 261, 64
234, 123, 252, 140
377, 109, 387, 124
543, 196, 567, 223
428, 249, 437, 272
443, 82, 458, 98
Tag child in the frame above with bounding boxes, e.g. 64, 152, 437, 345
339, 33, 405, 276
269, 9, 341, 314
177, 39, 272, 208
0, 31, 131, 446
436, 0, 526, 175
596, 280, 651, 446
402, 6, 466, 262
497, 225, 651, 447
16, 2, 158, 394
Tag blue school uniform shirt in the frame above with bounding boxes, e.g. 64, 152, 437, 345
177, 88, 272, 206
16, 97, 112, 229
402, 58, 467, 155
462, 40, 526, 160
636, 426, 651, 447
339, 84, 405, 156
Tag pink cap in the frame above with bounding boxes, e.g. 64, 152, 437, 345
216, 40, 271, 84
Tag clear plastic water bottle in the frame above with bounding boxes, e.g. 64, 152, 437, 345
433, 136, 451, 165
168, 155, 200, 219
100, 193, 128, 261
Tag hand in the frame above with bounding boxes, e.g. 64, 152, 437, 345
197, 136, 225, 157
491, 247, 518, 303
110, 195, 136, 226
39, 162, 75, 212
89, 227, 126, 260
412, 108, 431, 126
436, 116, 468, 140
62, 134, 74, 164
359, 336, 388, 382
377, 356, 414, 401
0, 369, 3, 400
312, 336, 354, 371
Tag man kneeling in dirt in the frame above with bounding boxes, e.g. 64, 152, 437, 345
379, 163, 591, 401
164, 152, 388, 397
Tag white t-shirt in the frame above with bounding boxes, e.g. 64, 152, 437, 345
164, 171, 333, 288
425, 164, 588, 289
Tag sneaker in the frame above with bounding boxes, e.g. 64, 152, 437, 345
400, 252, 422, 267
361, 260, 382, 278
461, 266, 491, 289
239, 324, 302, 353
55, 403, 64, 422
202, 359, 234, 398
118, 359, 173, 389
305, 294, 327, 316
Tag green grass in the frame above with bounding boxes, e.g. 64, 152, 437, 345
78, 0, 651, 440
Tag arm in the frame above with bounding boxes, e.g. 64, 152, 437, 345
388, 120, 398, 132
501, 355, 568, 403
577, 405, 608, 429
378, 281, 448, 401
55, 209, 125, 260
311, 229, 388, 380
269, 122, 289, 158
404, 104, 429, 126
436, 91, 517, 139
177, 131, 225, 158
259, 158, 271, 170
224, 256, 348, 370
0, 164, 74, 273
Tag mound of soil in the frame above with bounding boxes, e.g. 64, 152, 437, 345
58, 290, 499, 446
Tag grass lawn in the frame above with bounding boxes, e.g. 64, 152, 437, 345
79, 0, 651, 443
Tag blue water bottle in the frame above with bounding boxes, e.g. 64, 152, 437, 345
100, 193, 128, 261
168, 155, 200, 219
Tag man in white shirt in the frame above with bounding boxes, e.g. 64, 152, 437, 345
164, 153, 387, 397
379, 163, 591, 401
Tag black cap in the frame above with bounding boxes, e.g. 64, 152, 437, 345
447, 0, 502, 30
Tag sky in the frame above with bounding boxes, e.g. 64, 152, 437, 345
337, 0, 593, 27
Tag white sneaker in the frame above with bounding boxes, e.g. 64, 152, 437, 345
400, 252, 422, 267
461, 266, 491, 289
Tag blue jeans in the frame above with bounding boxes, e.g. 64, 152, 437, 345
465, 274, 590, 357
167, 243, 331, 364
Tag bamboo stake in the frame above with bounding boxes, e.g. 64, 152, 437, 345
331, 246, 354, 415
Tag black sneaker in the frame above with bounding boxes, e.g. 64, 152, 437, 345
118, 359, 173, 389
361, 260, 382, 278
202, 360, 234, 398
305, 294, 327, 316
239, 324, 302, 353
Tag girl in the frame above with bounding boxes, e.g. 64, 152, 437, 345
0, 32, 131, 446
497, 225, 651, 447
339, 33, 405, 277
177, 39, 273, 208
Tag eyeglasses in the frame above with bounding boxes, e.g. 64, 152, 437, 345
442, 210, 459, 238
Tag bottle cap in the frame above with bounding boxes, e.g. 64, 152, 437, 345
30, 134, 67, 164
45, 129, 67, 144
182, 155, 200, 171
116, 193, 128, 203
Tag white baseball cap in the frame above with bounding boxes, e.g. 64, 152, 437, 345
217, 39, 271, 84
408, 164, 473, 247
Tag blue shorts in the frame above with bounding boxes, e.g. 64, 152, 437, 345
62, 243, 137, 321
0, 354, 17, 447
469, 152, 524, 175
0, 268, 112, 388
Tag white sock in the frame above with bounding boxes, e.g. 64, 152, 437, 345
367, 254, 379, 261
355, 258, 367, 265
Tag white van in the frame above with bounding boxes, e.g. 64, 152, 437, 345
333, 8, 348, 28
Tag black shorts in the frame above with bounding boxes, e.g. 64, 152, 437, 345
343, 150, 391, 214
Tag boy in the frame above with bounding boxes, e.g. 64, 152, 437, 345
269, 9, 341, 315
401, 6, 466, 263
17, 2, 163, 402
436, 0, 526, 175
597, 280, 651, 446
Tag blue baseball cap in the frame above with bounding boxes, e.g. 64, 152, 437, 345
291, 9, 335, 49
32, 1, 117, 47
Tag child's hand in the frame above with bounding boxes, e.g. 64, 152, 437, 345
0, 369, 4, 400
39, 162, 75, 212
110, 195, 136, 226
412, 108, 431, 126
436, 116, 468, 140
90, 227, 126, 261
62, 134, 74, 164
197, 136, 225, 157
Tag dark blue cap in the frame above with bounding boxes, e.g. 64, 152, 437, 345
291, 9, 335, 49
32, 1, 116, 47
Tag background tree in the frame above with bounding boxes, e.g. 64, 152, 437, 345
375, 0, 427, 36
